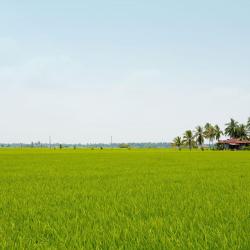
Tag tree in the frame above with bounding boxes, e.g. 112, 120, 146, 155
247, 117, 250, 138
119, 143, 130, 149
204, 123, 216, 148
225, 118, 239, 138
214, 125, 223, 141
236, 124, 248, 140
195, 126, 204, 149
183, 130, 195, 150
204, 123, 211, 143
204, 123, 211, 130
173, 136, 183, 150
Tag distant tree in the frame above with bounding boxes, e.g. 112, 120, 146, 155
173, 136, 183, 150
119, 143, 130, 149
204, 123, 216, 148
204, 123, 211, 130
59, 144, 63, 149
214, 125, 223, 141
204, 123, 211, 146
225, 118, 239, 138
195, 126, 204, 149
236, 124, 248, 140
183, 130, 195, 150
247, 117, 250, 138
247, 117, 250, 128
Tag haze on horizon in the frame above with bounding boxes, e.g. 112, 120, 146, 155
0, 0, 249, 144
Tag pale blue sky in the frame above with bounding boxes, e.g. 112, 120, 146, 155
0, 0, 249, 143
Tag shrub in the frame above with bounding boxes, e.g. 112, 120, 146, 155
119, 143, 130, 149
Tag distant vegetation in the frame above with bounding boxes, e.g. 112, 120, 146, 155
0, 142, 171, 149
173, 117, 250, 150
1, 118, 249, 150
119, 143, 131, 149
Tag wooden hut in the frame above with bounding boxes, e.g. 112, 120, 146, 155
218, 139, 250, 150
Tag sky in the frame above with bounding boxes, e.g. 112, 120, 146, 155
0, 0, 250, 143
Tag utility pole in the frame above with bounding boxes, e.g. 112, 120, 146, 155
111, 136, 113, 148
49, 136, 51, 149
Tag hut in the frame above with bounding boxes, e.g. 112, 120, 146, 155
218, 139, 250, 150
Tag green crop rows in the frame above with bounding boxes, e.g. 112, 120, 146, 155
0, 149, 249, 249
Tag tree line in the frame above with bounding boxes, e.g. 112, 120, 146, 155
173, 117, 250, 150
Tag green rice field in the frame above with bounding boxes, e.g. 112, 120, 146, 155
0, 149, 249, 249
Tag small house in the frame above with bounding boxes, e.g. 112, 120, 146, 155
218, 139, 250, 150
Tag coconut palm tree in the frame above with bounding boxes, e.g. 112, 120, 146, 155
247, 117, 250, 138
204, 123, 216, 149
204, 123, 210, 147
237, 124, 248, 140
173, 136, 183, 150
209, 126, 216, 148
214, 125, 223, 141
225, 118, 239, 138
195, 126, 204, 149
183, 130, 195, 150
204, 123, 211, 131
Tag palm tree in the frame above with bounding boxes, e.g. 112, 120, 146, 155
204, 123, 211, 138
209, 126, 216, 148
195, 126, 204, 149
247, 117, 250, 129
183, 130, 195, 150
173, 136, 182, 150
247, 117, 250, 138
237, 124, 248, 140
214, 125, 223, 141
225, 118, 239, 138
204, 123, 211, 132
204, 123, 216, 149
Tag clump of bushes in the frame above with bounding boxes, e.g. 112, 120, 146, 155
119, 143, 131, 149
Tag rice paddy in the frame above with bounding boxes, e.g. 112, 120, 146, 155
0, 148, 249, 249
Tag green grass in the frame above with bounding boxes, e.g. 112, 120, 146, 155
0, 148, 249, 249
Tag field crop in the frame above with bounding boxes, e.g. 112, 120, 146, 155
0, 148, 249, 249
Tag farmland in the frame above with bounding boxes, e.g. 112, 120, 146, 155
0, 149, 249, 249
